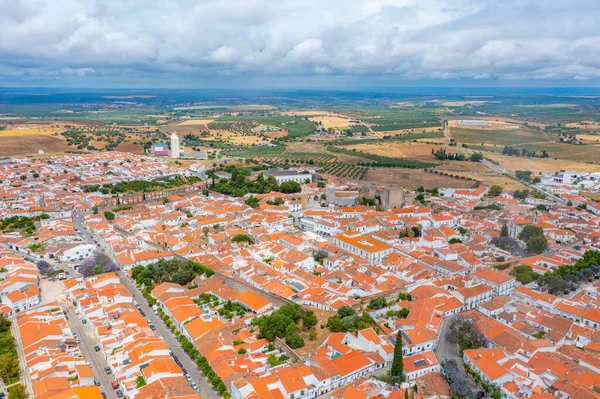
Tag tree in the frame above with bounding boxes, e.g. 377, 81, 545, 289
515, 170, 533, 181
449, 317, 488, 355
488, 185, 503, 197
104, 211, 115, 221
280, 180, 301, 193
390, 331, 404, 377
527, 235, 547, 254
326, 316, 342, 332
0, 353, 19, 383
245, 195, 260, 209
513, 189, 530, 200
92, 205, 99, 214
8, 385, 27, 399
302, 311, 318, 329
313, 249, 328, 264
341, 315, 359, 332
231, 234, 254, 245
469, 152, 483, 162
500, 223, 509, 237
36, 260, 53, 275
338, 306, 356, 319
285, 333, 304, 349
309, 330, 318, 341
518, 225, 547, 254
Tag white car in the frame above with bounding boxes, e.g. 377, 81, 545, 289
185, 374, 192, 382
191, 382, 198, 390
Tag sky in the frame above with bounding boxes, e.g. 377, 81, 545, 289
1, 0, 600, 88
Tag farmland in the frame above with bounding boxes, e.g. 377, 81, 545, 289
319, 163, 369, 180
450, 126, 550, 146
485, 153, 600, 173
327, 146, 438, 169
364, 168, 475, 190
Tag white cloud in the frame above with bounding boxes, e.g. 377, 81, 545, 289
0, 0, 598, 85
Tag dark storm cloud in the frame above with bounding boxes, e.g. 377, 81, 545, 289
1, 0, 599, 86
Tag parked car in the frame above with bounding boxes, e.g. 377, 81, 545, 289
476, 391, 485, 399
82, 319, 87, 324
101, 393, 106, 399
94, 345, 100, 352
104, 366, 112, 375
191, 382, 198, 390
185, 374, 192, 382
116, 390, 123, 398
94, 380, 101, 386
112, 381, 119, 390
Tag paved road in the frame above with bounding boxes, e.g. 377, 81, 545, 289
434, 316, 482, 395
8, 321, 33, 398
118, 273, 219, 399
65, 306, 118, 398
72, 212, 219, 399
481, 159, 567, 205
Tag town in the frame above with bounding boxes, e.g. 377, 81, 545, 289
0, 148, 599, 399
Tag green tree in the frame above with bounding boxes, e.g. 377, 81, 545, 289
527, 235, 547, 254
338, 306, 356, 318
245, 195, 260, 209
0, 353, 19, 383
136, 375, 147, 388
280, 181, 301, 193
8, 385, 27, 399
327, 316, 342, 332
302, 311, 318, 329
104, 211, 115, 221
500, 223, 509, 237
285, 333, 304, 349
488, 185, 503, 197
92, 205, 99, 214
391, 331, 404, 377
469, 152, 483, 162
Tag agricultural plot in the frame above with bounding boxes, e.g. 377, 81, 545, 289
327, 146, 438, 169
485, 153, 600, 173
450, 126, 550, 146
356, 108, 442, 132
492, 143, 600, 164
364, 168, 474, 190
208, 120, 259, 135
329, 131, 444, 146
218, 115, 317, 139
309, 114, 355, 130
260, 153, 336, 165
319, 162, 369, 180
222, 145, 286, 158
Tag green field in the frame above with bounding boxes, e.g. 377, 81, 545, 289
217, 115, 317, 139
504, 143, 600, 163
451, 127, 550, 146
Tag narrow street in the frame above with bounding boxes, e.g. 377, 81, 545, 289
434, 316, 483, 395
72, 212, 219, 399
118, 273, 219, 399
64, 306, 118, 399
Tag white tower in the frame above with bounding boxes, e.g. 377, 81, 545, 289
170, 133, 180, 158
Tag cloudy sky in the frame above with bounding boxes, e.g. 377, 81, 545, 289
1, 0, 600, 88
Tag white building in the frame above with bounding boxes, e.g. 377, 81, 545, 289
170, 133, 180, 159
264, 169, 312, 184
